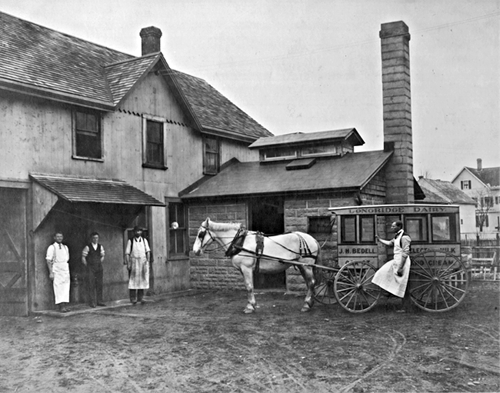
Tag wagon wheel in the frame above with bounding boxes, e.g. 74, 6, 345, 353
313, 266, 338, 305
408, 250, 470, 312
334, 260, 381, 313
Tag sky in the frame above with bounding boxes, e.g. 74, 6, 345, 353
1, 0, 499, 181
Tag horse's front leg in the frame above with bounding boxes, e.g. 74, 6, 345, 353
299, 263, 316, 312
240, 264, 256, 314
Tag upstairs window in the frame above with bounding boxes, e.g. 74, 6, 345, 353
460, 180, 471, 190
483, 196, 494, 208
73, 109, 102, 159
142, 115, 167, 169
203, 136, 220, 175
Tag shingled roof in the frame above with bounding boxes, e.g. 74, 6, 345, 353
181, 150, 393, 199
418, 178, 476, 205
0, 11, 271, 141
465, 167, 500, 188
172, 71, 272, 141
30, 173, 165, 206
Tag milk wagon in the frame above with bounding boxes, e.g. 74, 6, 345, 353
313, 204, 470, 313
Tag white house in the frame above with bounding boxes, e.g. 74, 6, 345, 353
418, 177, 476, 236
452, 159, 500, 235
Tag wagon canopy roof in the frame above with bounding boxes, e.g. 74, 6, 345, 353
0, 11, 272, 142
181, 150, 393, 199
30, 173, 165, 206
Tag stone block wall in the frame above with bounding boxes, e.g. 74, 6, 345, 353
187, 175, 387, 292
284, 192, 356, 293
188, 201, 248, 290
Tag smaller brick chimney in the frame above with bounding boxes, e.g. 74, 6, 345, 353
140, 26, 162, 56
477, 158, 482, 171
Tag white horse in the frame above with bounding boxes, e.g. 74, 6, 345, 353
193, 218, 320, 313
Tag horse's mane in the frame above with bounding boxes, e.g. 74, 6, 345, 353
206, 220, 241, 232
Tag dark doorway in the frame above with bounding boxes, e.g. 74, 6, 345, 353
250, 197, 285, 289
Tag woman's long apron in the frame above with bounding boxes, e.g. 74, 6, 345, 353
372, 234, 411, 298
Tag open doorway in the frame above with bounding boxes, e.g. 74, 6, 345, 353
249, 197, 285, 289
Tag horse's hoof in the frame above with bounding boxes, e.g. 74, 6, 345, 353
301, 305, 311, 312
243, 308, 254, 314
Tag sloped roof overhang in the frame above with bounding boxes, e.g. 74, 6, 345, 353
249, 128, 364, 150
181, 150, 393, 200
30, 173, 165, 206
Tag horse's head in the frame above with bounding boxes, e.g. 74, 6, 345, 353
192, 218, 212, 256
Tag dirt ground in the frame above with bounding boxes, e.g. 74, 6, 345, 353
0, 281, 498, 393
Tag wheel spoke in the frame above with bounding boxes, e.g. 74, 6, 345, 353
336, 286, 355, 294
344, 288, 357, 309
410, 281, 434, 293
363, 288, 380, 300
359, 266, 371, 283
435, 284, 450, 309
437, 260, 459, 278
338, 287, 357, 303
338, 272, 356, 285
440, 280, 467, 295
359, 270, 376, 286
411, 281, 434, 302
411, 261, 434, 279
438, 283, 461, 304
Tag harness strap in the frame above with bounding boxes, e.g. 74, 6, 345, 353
225, 226, 248, 257
254, 232, 265, 275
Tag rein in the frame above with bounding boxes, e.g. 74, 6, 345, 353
198, 222, 322, 264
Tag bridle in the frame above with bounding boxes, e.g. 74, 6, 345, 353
196, 225, 213, 250
196, 224, 243, 253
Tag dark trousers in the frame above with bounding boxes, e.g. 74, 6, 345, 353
129, 289, 144, 303
87, 263, 103, 306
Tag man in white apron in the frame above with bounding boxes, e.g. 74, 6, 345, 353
372, 220, 412, 310
46, 232, 70, 312
124, 226, 151, 305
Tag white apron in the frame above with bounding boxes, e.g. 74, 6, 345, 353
128, 256, 150, 290
372, 232, 411, 298
53, 262, 70, 304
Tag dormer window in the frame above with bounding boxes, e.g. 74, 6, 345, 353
301, 144, 338, 157
262, 148, 297, 161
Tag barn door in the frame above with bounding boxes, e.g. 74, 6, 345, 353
0, 188, 27, 315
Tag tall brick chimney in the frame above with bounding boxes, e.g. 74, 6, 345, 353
140, 26, 162, 56
380, 21, 414, 204
477, 158, 482, 171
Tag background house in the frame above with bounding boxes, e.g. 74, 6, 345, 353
0, 12, 271, 315
418, 177, 476, 236
452, 159, 500, 236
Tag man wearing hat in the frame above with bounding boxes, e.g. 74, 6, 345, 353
124, 226, 151, 304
